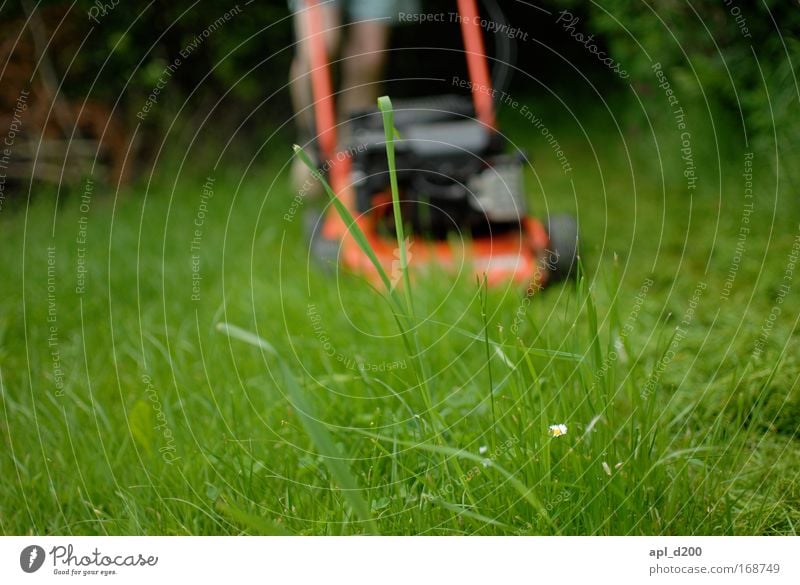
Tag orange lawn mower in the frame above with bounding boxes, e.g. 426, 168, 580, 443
301, 0, 578, 289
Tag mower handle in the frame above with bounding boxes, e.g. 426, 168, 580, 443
303, 0, 497, 162
304, 0, 337, 163
457, 0, 497, 130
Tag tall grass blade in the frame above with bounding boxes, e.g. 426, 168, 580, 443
217, 322, 379, 534
216, 500, 294, 535
280, 362, 379, 534
377, 96, 414, 308
293, 144, 393, 292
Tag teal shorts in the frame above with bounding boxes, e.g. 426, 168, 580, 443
289, 0, 420, 23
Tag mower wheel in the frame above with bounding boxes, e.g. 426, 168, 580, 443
304, 210, 339, 271
545, 214, 579, 281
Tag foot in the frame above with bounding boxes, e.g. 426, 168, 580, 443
290, 148, 325, 199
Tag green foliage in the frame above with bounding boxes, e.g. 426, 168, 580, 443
574, 0, 799, 178
2, 94, 799, 535
33, 2, 295, 121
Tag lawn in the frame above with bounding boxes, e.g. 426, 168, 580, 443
2, 92, 799, 535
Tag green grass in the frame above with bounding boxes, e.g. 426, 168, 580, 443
1, 93, 799, 535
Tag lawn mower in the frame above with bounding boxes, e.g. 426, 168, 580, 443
301, 0, 578, 289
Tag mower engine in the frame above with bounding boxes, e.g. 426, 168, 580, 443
347, 95, 528, 239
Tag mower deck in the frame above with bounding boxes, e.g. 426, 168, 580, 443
314, 154, 554, 289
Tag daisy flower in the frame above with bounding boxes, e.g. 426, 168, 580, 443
548, 423, 568, 437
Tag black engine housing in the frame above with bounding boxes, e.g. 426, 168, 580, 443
345, 95, 524, 239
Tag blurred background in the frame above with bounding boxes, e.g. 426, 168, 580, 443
0, 0, 797, 193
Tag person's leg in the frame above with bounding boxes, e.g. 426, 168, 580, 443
338, 20, 390, 118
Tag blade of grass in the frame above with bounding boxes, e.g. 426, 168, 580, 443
377, 96, 414, 309
479, 275, 497, 450
375, 96, 443, 442
442, 320, 584, 362
427, 497, 511, 529
294, 134, 437, 432
280, 361, 379, 533
216, 500, 294, 535
293, 144, 393, 293
216, 322, 277, 356
352, 428, 557, 531
217, 322, 379, 534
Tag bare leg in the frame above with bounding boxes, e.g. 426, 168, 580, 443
339, 20, 390, 118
